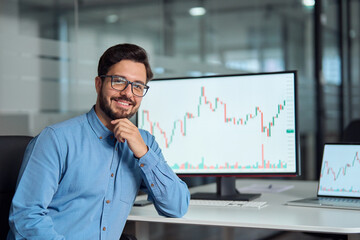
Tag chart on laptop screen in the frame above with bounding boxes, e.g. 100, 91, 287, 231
138, 73, 297, 174
318, 144, 360, 197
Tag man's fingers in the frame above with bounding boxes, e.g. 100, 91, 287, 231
110, 118, 147, 158
111, 119, 121, 124
111, 118, 131, 125
113, 121, 134, 143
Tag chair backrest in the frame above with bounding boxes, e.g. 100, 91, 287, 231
343, 119, 360, 143
0, 135, 33, 239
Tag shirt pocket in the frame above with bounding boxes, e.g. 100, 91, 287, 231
119, 163, 141, 204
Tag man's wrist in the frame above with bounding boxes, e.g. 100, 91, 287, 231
134, 145, 149, 159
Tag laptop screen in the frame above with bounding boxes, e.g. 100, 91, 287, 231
318, 143, 360, 198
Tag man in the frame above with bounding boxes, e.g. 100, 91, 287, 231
7, 43, 190, 239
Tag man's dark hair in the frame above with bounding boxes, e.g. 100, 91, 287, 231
97, 43, 153, 83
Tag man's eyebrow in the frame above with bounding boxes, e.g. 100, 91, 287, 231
133, 80, 147, 85
113, 75, 146, 85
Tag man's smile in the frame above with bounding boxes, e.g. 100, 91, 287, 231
112, 97, 134, 109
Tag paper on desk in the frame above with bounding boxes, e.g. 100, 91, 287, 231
236, 184, 294, 193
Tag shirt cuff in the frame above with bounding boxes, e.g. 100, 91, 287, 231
137, 147, 160, 170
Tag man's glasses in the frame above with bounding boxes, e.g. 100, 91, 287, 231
100, 75, 149, 97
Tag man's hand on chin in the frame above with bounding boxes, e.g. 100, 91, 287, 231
111, 118, 148, 158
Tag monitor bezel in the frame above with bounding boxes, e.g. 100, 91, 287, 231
136, 70, 300, 178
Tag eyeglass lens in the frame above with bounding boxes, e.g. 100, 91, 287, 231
111, 76, 147, 96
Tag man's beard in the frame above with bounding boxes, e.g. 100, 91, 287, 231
99, 88, 138, 120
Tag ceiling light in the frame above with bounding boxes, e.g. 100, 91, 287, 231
302, 0, 315, 7
154, 67, 165, 74
106, 14, 119, 24
189, 7, 206, 16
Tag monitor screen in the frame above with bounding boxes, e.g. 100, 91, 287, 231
137, 71, 299, 200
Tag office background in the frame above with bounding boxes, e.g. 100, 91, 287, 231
0, 0, 359, 182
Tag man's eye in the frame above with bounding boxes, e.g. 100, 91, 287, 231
133, 84, 144, 90
114, 79, 126, 84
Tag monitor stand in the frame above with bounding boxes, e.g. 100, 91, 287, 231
191, 176, 261, 201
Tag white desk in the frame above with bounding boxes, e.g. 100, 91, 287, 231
128, 179, 360, 240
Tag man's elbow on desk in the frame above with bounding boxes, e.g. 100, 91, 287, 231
172, 194, 190, 218
153, 189, 190, 218
157, 199, 190, 218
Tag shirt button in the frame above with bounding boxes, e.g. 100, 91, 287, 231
103, 227, 106, 231
111, 173, 114, 177
99, 136, 103, 140
106, 200, 111, 204
140, 163, 145, 167
110, 136, 114, 139
151, 183, 154, 187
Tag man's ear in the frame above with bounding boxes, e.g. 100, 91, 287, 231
95, 76, 102, 94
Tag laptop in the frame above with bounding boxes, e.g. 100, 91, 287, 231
286, 143, 360, 210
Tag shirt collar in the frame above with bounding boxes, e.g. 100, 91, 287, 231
87, 106, 115, 142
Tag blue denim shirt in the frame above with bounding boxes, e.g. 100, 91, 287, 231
8, 107, 189, 240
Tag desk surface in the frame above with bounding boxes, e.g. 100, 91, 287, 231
128, 179, 360, 235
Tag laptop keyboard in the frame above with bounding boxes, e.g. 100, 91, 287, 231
318, 197, 360, 206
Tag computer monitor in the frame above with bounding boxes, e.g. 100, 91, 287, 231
137, 71, 299, 201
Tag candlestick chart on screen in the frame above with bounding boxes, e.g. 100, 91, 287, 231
319, 149, 360, 195
138, 74, 297, 174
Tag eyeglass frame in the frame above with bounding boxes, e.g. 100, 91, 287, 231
99, 75, 150, 97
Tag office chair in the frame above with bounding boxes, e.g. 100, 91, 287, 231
343, 119, 360, 143
0, 135, 136, 240
120, 233, 138, 240
0, 135, 33, 240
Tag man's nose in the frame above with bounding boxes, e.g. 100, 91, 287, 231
120, 84, 133, 96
